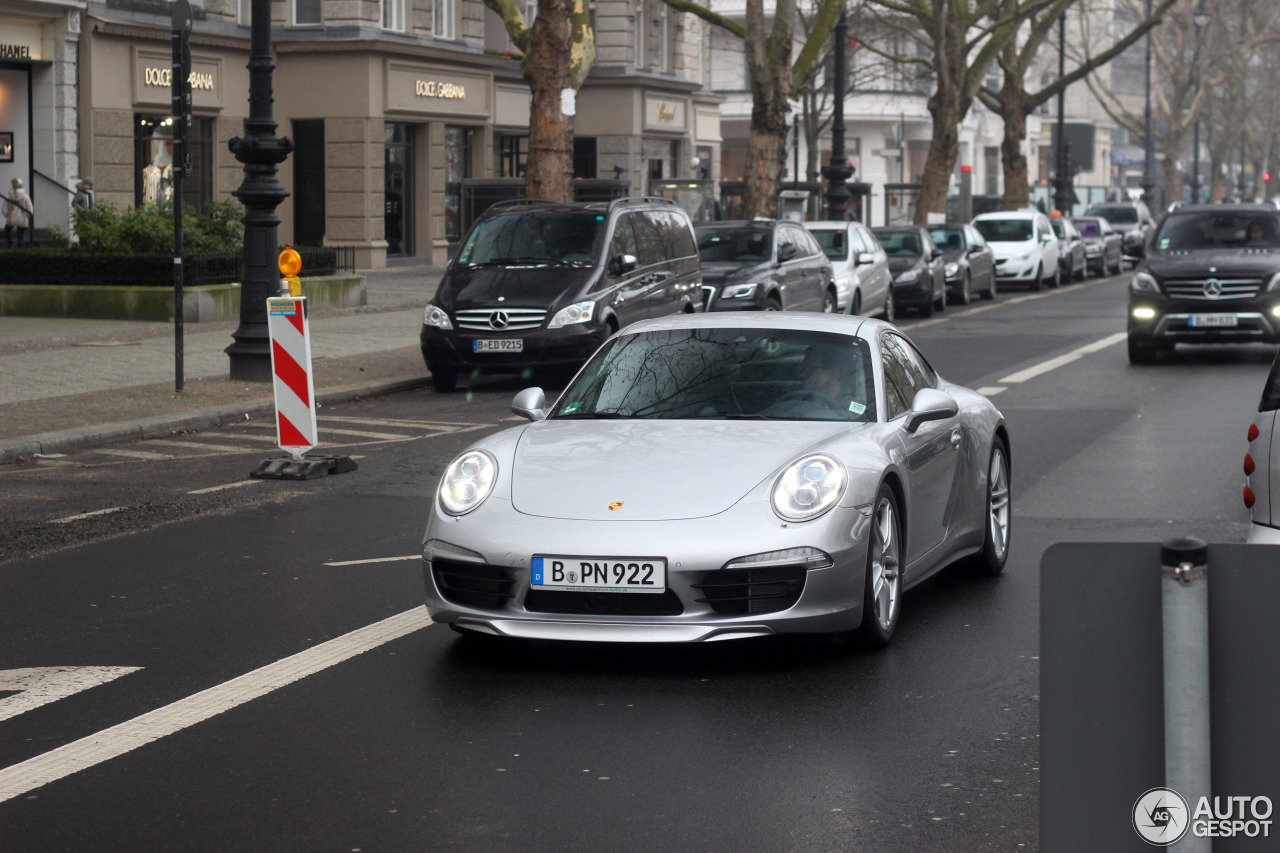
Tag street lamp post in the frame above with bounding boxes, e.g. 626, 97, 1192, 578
1236, 3, 1248, 201
225, 0, 294, 381
822, 10, 853, 221
1053, 12, 1073, 215
1191, 2, 1209, 204
1141, 0, 1155, 204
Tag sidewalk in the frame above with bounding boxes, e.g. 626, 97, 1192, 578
0, 263, 445, 464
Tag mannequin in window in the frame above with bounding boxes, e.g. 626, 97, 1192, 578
142, 132, 174, 206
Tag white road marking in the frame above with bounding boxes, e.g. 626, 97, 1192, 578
187, 480, 266, 495
148, 440, 263, 454
0, 667, 143, 722
98, 448, 174, 460
997, 332, 1127, 385
320, 416, 477, 430
317, 426, 422, 440
976, 386, 1007, 396
322, 555, 420, 566
49, 507, 126, 524
0, 607, 432, 803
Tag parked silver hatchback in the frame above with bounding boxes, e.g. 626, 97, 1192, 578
804, 220, 894, 320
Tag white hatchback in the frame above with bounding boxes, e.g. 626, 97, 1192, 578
972, 210, 1061, 290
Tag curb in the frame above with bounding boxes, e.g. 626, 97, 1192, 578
0, 375, 431, 465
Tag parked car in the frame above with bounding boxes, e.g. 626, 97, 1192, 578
695, 220, 837, 313
1050, 214, 1088, 282
805, 220, 895, 320
1126, 203, 1280, 363
972, 210, 1061, 290
1084, 200, 1156, 267
871, 225, 947, 317
1072, 215, 1124, 276
420, 197, 702, 391
422, 311, 1011, 647
928, 222, 997, 304
1244, 348, 1280, 544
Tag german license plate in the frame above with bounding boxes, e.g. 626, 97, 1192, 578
473, 339, 523, 352
531, 555, 667, 593
1189, 314, 1238, 328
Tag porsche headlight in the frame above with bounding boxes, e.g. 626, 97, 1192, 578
547, 300, 596, 329
1131, 272, 1159, 294
424, 304, 453, 330
720, 282, 759, 299
771, 454, 846, 522
439, 450, 497, 516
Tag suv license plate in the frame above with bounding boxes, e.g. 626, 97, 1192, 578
1189, 314, 1238, 328
473, 339, 523, 352
531, 555, 667, 593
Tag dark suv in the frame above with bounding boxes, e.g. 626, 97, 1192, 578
694, 220, 837, 312
1084, 200, 1156, 267
420, 197, 702, 390
1126, 204, 1280, 363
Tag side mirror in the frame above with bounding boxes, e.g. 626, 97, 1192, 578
968, 245, 983, 255
608, 253, 638, 276
903, 388, 959, 434
512, 387, 547, 422
778, 243, 798, 262
930, 248, 942, 260
856, 252, 875, 265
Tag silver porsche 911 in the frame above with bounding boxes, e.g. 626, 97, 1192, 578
422, 312, 1010, 647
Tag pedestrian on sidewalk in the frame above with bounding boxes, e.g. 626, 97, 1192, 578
3, 177, 35, 248
72, 177, 95, 211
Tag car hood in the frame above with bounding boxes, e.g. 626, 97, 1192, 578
700, 261, 773, 285
940, 249, 964, 264
986, 241, 1036, 260
438, 265, 594, 310
509, 420, 856, 520
887, 257, 924, 274
1146, 250, 1280, 279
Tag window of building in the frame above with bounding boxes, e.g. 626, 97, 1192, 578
294, 0, 321, 26
659, 4, 669, 72
382, 0, 405, 31
293, 119, 326, 246
134, 114, 213, 214
574, 137, 597, 179
445, 126, 472, 242
238, 0, 250, 26
435, 0, 456, 39
496, 133, 528, 178
635, 0, 645, 68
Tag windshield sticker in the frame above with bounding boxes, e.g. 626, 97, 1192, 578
848, 401, 867, 415
561, 402, 581, 415
1160, 237, 1171, 249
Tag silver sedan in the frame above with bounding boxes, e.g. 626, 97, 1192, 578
422, 313, 1011, 647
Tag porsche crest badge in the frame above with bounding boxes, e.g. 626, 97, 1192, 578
608, 501, 624, 511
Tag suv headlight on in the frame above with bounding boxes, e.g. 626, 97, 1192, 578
720, 282, 759, 299
771, 454, 846, 522
547, 300, 596, 329
439, 450, 498, 516
424, 304, 453, 330
1131, 272, 1160, 294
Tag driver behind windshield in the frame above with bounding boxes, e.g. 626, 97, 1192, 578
797, 344, 868, 418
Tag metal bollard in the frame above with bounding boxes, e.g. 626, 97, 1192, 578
1161, 537, 1211, 853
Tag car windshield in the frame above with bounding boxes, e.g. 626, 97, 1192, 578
553, 327, 877, 422
809, 229, 849, 260
1075, 220, 1101, 237
1050, 220, 1067, 238
457, 211, 603, 266
876, 231, 922, 257
929, 228, 965, 251
1155, 212, 1280, 251
1088, 206, 1138, 225
974, 219, 1034, 242
696, 226, 773, 262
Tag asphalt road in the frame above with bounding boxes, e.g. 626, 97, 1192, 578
1, 274, 1272, 852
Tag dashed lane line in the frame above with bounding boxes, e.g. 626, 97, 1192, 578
996, 332, 1128, 385
0, 607, 432, 803
323, 555, 420, 566
187, 480, 266, 495
49, 507, 127, 525
97, 448, 174, 460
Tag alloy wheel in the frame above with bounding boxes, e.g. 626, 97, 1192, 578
870, 495, 901, 633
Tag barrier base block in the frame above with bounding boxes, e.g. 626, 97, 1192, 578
250, 454, 359, 481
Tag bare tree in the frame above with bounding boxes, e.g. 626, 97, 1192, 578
485, 0, 595, 202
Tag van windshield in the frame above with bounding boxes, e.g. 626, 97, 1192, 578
974, 219, 1033, 242
458, 212, 604, 267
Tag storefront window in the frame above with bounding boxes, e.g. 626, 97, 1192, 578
294, 0, 321, 26
496, 133, 527, 178
573, 137, 596, 179
134, 114, 213, 214
445, 126, 472, 243
385, 122, 413, 257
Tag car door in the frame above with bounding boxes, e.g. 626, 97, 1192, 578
881, 332, 964, 567
796, 226, 834, 311
965, 225, 996, 290
603, 213, 659, 326
858, 224, 893, 312
775, 225, 815, 310
629, 210, 676, 321
920, 228, 945, 302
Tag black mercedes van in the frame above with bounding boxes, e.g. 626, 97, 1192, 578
420, 197, 702, 391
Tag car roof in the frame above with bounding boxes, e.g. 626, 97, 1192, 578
619, 308, 890, 341
973, 210, 1041, 220
803, 220, 858, 230
1165, 203, 1280, 215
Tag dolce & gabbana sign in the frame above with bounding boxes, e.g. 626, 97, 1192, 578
133, 48, 223, 109
386, 61, 489, 118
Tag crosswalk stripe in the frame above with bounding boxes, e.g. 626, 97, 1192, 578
98, 448, 173, 460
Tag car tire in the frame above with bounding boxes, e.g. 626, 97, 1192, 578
1048, 264, 1061, 289
981, 274, 997, 300
952, 271, 972, 306
1111, 255, 1123, 276
857, 484, 903, 649
918, 294, 934, 318
765, 295, 783, 312
1127, 335, 1159, 365
849, 289, 862, 316
970, 437, 1011, 576
1030, 265, 1044, 292
823, 288, 837, 314
1076, 256, 1088, 281
883, 291, 895, 323
431, 370, 460, 392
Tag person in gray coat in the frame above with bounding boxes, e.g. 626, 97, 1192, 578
72, 177, 96, 211
4, 177, 35, 247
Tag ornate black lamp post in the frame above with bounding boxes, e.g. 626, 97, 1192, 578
822, 10, 853, 221
1052, 12, 1074, 215
225, 0, 294, 381
1141, 0, 1155, 204
1190, 1, 1209, 204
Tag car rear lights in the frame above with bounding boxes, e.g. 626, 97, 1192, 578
1244, 423, 1259, 510
1245, 485, 1256, 509
1244, 454, 1256, 476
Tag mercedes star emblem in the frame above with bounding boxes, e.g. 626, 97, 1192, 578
488, 310, 510, 329
1203, 279, 1223, 298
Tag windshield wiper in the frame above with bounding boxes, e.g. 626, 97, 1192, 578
468, 256, 568, 267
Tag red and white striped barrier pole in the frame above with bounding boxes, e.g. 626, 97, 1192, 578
266, 295, 317, 461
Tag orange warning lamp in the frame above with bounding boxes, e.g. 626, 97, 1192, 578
278, 244, 303, 297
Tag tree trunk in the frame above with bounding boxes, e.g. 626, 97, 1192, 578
1162, 128, 1185, 208
523, 0, 575, 202
917, 93, 960, 224
743, 116, 788, 219
999, 91, 1031, 211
